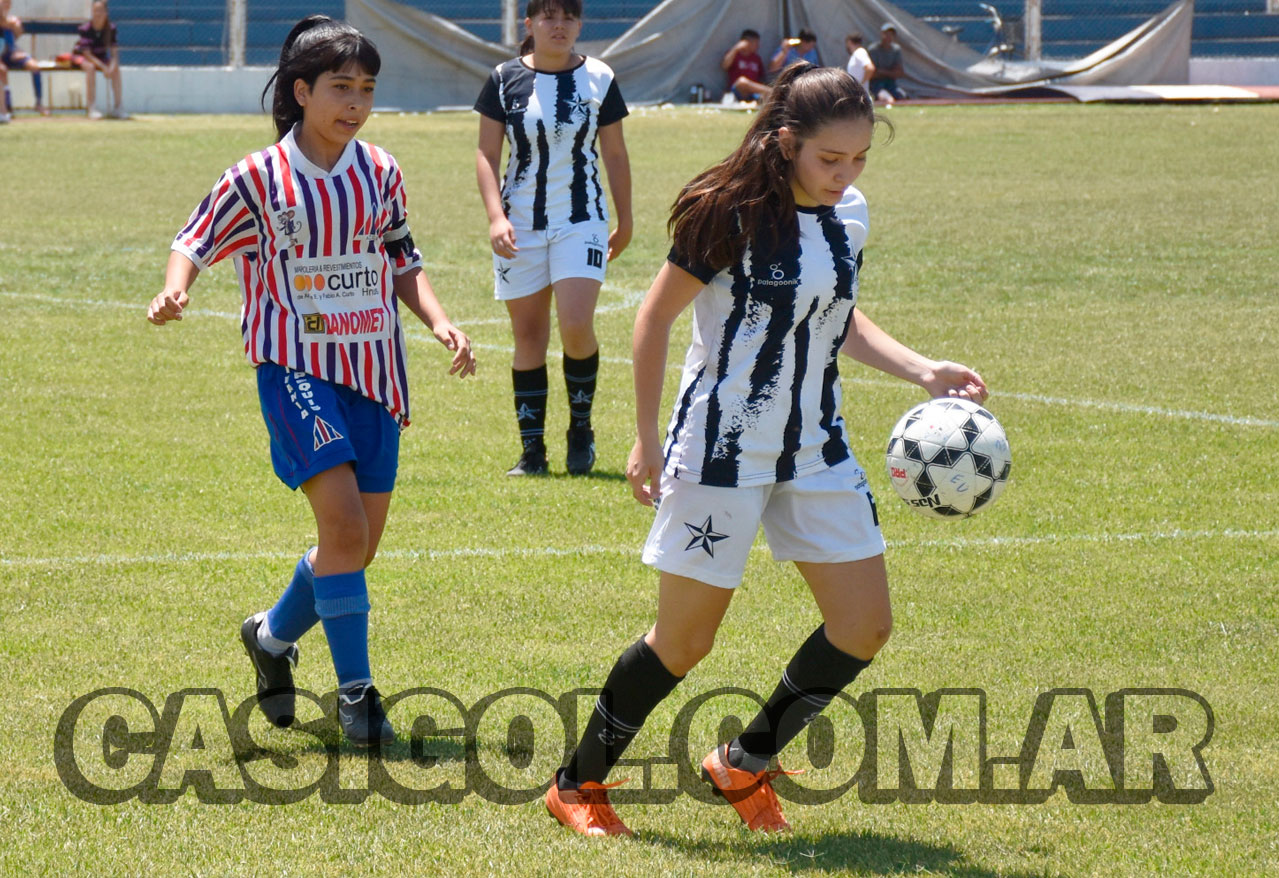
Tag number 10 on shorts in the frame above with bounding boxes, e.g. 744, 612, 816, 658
586, 247, 603, 268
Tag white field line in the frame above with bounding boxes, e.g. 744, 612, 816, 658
3, 527, 1275, 569
8, 290, 1277, 428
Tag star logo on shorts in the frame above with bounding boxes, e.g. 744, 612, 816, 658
515, 403, 539, 421
496, 265, 511, 283
684, 515, 728, 557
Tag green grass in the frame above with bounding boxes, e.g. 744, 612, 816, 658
1, 103, 1277, 876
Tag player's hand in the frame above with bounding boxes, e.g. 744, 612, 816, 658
147, 289, 189, 325
607, 221, 631, 262
489, 218, 518, 260
626, 437, 664, 506
433, 322, 476, 378
921, 361, 987, 403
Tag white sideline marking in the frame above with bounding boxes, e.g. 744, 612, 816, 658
7, 290, 1276, 428
3, 528, 1275, 569
899, 527, 1279, 551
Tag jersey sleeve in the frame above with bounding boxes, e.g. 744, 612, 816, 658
666, 245, 717, 285
381, 158, 423, 276
73, 23, 92, 54
171, 167, 258, 270
473, 68, 506, 123
598, 78, 628, 127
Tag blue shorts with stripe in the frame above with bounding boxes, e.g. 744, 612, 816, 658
256, 362, 399, 493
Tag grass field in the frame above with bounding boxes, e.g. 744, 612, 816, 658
1, 103, 1277, 876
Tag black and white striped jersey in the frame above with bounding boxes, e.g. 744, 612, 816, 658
663, 188, 869, 488
474, 55, 628, 232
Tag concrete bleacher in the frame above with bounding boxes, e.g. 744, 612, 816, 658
893, 0, 1279, 59
99, 0, 344, 65
85, 0, 1279, 65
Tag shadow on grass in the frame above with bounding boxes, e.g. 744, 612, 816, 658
540, 469, 628, 483
640, 828, 1050, 877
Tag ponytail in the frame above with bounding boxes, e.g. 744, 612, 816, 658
669, 63, 877, 271
261, 15, 381, 141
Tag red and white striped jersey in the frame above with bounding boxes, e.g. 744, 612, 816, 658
172, 128, 424, 428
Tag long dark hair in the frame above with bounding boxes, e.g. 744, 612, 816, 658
518, 0, 582, 56
669, 64, 878, 271
261, 15, 381, 141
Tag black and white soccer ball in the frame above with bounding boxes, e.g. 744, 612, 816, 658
885, 398, 1011, 519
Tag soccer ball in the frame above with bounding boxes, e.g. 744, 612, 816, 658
885, 398, 1011, 519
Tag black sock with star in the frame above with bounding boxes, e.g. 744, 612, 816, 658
512, 365, 548, 450
562, 637, 683, 787
730, 624, 871, 772
563, 350, 598, 430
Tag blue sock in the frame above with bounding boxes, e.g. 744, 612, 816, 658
313, 570, 371, 688
32, 72, 42, 105
265, 551, 320, 644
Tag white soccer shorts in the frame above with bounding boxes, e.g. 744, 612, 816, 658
492, 221, 609, 300
641, 457, 887, 590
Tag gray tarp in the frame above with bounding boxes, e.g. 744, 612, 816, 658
348, 0, 1191, 110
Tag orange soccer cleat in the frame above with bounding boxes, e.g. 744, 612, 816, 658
545, 771, 633, 837
700, 744, 801, 832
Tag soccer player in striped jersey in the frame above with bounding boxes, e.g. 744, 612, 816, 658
546, 64, 988, 836
475, 0, 632, 477
146, 16, 475, 747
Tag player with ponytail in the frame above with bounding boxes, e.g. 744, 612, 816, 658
546, 63, 988, 836
147, 16, 474, 747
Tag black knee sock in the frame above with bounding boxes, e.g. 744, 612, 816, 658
512, 365, 548, 449
562, 350, 598, 430
563, 638, 683, 786
731, 625, 871, 770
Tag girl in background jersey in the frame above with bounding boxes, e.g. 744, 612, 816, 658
475, 0, 632, 477
147, 16, 475, 747
545, 63, 987, 836
75, 0, 124, 119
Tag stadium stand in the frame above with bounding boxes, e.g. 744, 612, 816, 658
31, 0, 1278, 66
893, 0, 1279, 60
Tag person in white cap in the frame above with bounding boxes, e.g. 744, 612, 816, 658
867, 23, 907, 105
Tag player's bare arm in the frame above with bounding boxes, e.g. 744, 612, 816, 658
476, 115, 517, 259
598, 121, 632, 261
841, 307, 987, 401
393, 268, 476, 378
625, 261, 704, 505
147, 251, 200, 324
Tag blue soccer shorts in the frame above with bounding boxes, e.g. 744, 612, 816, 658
256, 362, 399, 493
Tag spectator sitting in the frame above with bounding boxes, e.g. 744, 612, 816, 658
721, 28, 769, 102
1, 0, 48, 118
844, 32, 875, 94
769, 28, 818, 74
867, 23, 907, 105
75, 0, 126, 119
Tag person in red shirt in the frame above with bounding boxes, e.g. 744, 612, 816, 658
721, 28, 768, 102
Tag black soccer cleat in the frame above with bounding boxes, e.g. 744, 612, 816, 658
507, 441, 549, 476
565, 426, 596, 476
337, 684, 396, 747
240, 613, 299, 728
